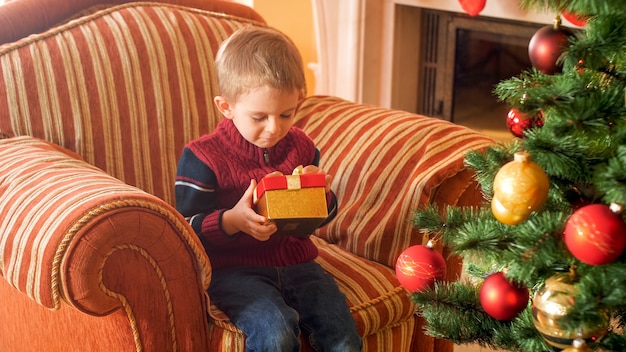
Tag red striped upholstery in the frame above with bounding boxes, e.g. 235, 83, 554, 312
0, 2, 263, 206
0, 136, 212, 351
294, 96, 494, 267
0, 2, 495, 351
0, 0, 265, 46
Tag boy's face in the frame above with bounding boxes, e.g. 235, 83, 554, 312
215, 85, 302, 149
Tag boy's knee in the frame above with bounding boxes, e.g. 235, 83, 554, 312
247, 321, 300, 352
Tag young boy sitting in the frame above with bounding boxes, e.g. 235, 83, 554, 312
175, 25, 362, 352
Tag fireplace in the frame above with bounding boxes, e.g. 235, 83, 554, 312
413, 8, 543, 125
310, 0, 574, 125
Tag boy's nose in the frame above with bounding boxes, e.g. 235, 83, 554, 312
265, 116, 279, 133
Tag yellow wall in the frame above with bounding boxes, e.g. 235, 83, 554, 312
252, 0, 317, 95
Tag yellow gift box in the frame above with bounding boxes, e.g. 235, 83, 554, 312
254, 167, 328, 237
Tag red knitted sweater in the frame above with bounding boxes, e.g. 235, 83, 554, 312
175, 118, 336, 269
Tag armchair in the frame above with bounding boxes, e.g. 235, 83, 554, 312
0, 1, 494, 351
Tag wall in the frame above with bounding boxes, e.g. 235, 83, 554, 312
395, 0, 557, 24
252, 0, 318, 96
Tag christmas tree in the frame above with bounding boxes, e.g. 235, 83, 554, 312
403, 1, 626, 351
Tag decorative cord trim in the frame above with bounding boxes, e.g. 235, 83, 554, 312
51, 197, 211, 310
348, 286, 412, 313
211, 318, 243, 334
99, 243, 177, 352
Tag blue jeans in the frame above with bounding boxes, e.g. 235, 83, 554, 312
209, 261, 362, 352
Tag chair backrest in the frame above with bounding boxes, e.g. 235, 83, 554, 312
294, 96, 494, 267
0, 0, 265, 45
0, 3, 265, 206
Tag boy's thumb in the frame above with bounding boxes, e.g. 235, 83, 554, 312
249, 179, 258, 204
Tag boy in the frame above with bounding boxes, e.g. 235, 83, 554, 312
175, 25, 362, 352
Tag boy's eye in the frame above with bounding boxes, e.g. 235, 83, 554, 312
280, 113, 293, 118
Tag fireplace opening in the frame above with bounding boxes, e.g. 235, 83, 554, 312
414, 9, 543, 139
453, 26, 536, 138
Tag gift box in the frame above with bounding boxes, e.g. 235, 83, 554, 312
254, 169, 328, 237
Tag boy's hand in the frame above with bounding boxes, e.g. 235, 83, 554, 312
301, 165, 333, 193
265, 170, 283, 177
222, 179, 277, 241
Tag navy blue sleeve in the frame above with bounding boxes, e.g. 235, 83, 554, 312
313, 148, 321, 166
175, 147, 219, 235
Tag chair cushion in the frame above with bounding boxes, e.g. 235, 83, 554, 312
312, 236, 415, 335
207, 235, 415, 350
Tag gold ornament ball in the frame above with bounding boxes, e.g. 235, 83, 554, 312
491, 151, 550, 225
532, 273, 608, 349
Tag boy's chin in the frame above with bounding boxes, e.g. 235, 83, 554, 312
255, 139, 279, 149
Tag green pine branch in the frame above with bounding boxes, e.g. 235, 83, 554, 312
411, 1, 626, 350
520, 0, 626, 16
411, 281, 553, 351
594, 144, 626, 205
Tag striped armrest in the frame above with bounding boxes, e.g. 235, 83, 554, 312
0, 136, 210, 315
294, 96, 495, 267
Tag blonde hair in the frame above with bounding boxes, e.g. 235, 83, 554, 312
215, 25, 306, 101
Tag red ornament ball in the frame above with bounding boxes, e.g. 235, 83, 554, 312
528, 18, 575, 75
480, 272, 529, 321
395, 244, 447, 292
507, 108, 544, 138
564, 204, 626, 265
458, 0, 486, 17
562, 10, 588, 27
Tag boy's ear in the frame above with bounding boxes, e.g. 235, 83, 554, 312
214, 96, 234, 119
